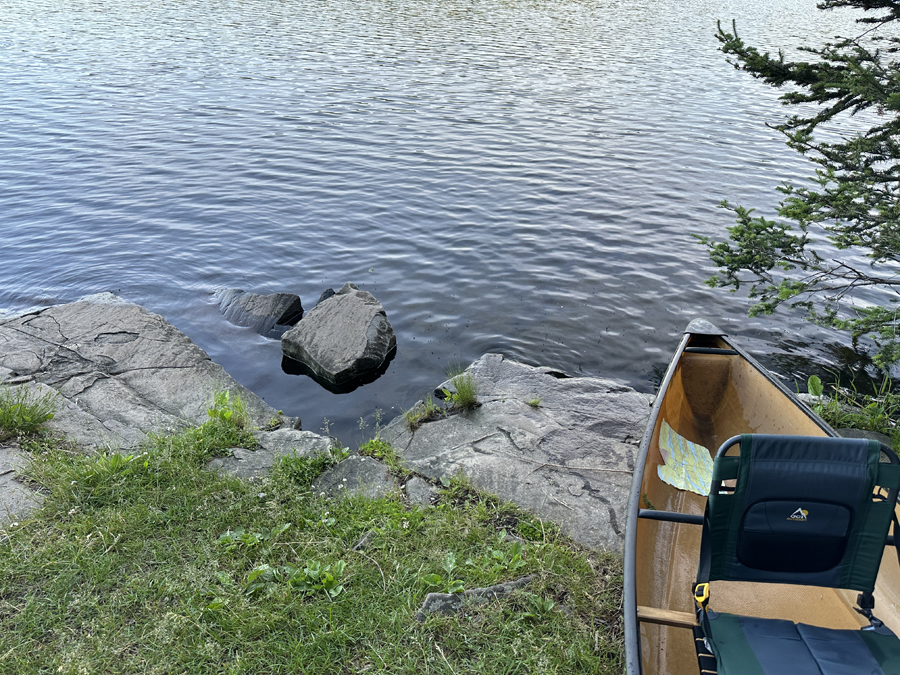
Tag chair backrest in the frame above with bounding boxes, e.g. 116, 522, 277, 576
701, 434, 900, 593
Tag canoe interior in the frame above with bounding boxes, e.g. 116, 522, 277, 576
635, 333, 900, 675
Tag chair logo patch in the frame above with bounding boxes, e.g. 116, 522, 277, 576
788, 508, 809, 522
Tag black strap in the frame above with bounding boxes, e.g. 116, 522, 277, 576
852, 510, 900, 635
694, 503, 715, 647
693, 582, 714, 655
697, 503, 712, 585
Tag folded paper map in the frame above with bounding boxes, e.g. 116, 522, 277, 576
657, 420, 713, 496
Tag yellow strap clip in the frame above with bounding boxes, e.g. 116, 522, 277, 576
694, 583, 710, 609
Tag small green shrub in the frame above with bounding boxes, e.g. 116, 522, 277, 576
809, 375, 900, 448
807, 375, 824, 398
465, 530, 527, 575
519, 593, 557, 620
0, 385, 58, 441
246, 560, 347, 599
445, 360, 465, 379
526, 397, 541, 408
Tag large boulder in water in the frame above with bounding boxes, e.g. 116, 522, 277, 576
215, 288, 303, 338
281, 283, 395, 387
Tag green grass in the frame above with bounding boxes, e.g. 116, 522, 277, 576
808, 375, 900, 448
0, 428, 624, 674
359, 437, 413, 481
526, 397, 541, 409
0, 385, 58, 442
448, 373, 478, 410
402, 366, 480, 433
207, 390, 251, 431
403, 395, 444, 431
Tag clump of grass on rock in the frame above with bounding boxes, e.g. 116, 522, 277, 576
0, 384, 58, 441
403, 394, 444, 431
446, 372, 478, 410
0, 415, 625, 673
403, 369, 480, 432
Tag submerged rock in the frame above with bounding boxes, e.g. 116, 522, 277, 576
315, 288, 336, 306
281, 283, 396, 387
215, 288, 303, 338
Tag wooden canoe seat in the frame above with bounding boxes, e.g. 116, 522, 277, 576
636, 606, 698, 629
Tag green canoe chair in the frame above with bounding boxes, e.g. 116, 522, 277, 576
694, 434, 900, 675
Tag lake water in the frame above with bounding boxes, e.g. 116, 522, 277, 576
0, 0, 878, 444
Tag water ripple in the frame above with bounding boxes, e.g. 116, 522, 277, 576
0, 0, 877, 442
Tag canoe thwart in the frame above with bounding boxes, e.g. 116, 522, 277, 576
683, 347, 738, 355
636, 605, 699, 628
637, 509, 703, 525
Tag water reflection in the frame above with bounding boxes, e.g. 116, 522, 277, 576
0, 0, 885, 443
281, 349, 397, 395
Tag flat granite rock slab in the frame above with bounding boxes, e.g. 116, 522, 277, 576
312, 454, 398, 500
381, 353, 652, 551
404, 476, 438, 506
207, 430, 333, 480
0, 443, 41, 525
0, 294, 341, 526
0, 295, 279, 451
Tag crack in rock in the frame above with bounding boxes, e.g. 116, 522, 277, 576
607, 506, 622, 536
94, 331, 139, 344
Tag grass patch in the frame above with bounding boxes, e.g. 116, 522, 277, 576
146, 388, 258, 464
403, 366, 480, 432
526, 397, 541, 409
0, 385, 58, 442
808, 375, 900, 447
271, 448, 344, 491
446, 372, 478, 410
206, 390, 251, 430
403, 395, 445, 431
359, 437, 412, 480
0, 426, 624, 673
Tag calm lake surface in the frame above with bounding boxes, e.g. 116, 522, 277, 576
0, 0, 877, 443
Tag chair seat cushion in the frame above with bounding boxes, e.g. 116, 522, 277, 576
707, 612, 900, 675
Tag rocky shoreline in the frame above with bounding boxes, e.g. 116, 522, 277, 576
0, 294, 651, 551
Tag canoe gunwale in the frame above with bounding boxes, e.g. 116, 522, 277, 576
624, 330, 692, 675
623, 324, 834, 675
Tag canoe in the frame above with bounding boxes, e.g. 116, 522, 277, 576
623, 319, 900, 675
